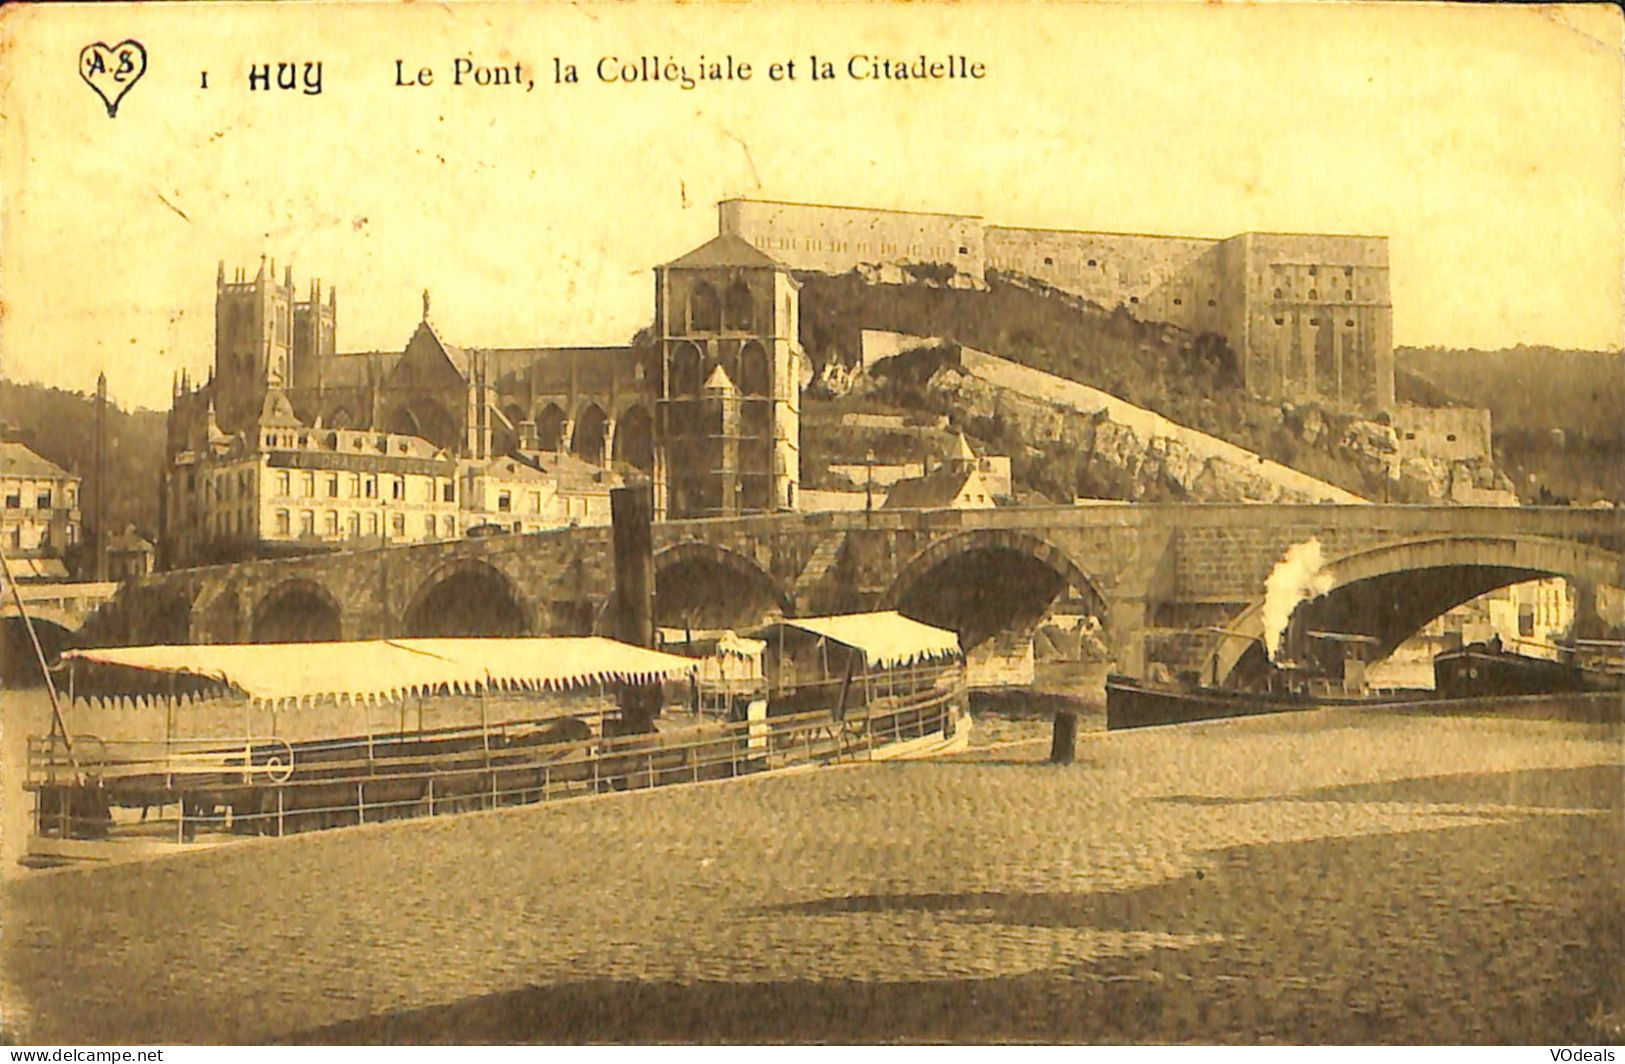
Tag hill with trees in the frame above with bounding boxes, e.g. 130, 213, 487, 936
1397, 346, 1623, 503
0, 380, 168, 572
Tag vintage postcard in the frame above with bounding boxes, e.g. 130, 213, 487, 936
1, 0, 1621, 1048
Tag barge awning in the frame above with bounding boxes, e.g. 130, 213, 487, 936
756, 611, 962, 668
60, 637, 698, 707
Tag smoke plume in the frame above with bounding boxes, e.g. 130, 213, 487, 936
1261, 538, 1334, 661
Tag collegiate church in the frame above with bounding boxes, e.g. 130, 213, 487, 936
161, 229, 806, 567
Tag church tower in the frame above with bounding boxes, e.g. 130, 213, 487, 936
213, 259, 333, 432
654, 234, 801, 518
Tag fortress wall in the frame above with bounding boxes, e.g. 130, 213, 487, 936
719, 199, 985, 281
1237, 233, 1393, 411
983, 227, 1221, 327
1392, 403, 1494, 465
717, 199, 1397, 416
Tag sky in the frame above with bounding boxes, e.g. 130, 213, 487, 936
1, 1, 1621, 411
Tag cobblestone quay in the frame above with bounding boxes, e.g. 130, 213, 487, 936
3, 708, 1619, 1044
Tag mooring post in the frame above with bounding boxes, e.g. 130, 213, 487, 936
1049, 709, 1078, 765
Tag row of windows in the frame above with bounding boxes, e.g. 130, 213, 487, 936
1272, 316, 1361, 328
1272, 288, 1357, 301
269, 470, 453, 503
2, 524, 75, 550
759, 236, 973, 257
262, 430, 416, 455
3, 489, 69, 510
271, 508, 456, 540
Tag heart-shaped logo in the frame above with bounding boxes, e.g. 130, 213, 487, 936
79, 40, 147, 118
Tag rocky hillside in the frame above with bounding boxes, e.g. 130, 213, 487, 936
798, 272, 1433, 503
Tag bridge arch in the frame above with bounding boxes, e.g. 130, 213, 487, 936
401, 558, 533, 637
251, 578, 344, 643
192, 584, 245, 644
1204, 534, 1625, 686
886, 529, 1109, 653
654, 541, 790, 631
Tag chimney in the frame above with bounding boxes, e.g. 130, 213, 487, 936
94, 372, 108, 582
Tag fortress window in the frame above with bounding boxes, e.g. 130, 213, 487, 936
1446, 434, 1458, 443
1043, 256, 1053, 266
1310, 317, 1321, 326
1129, 296, 1140, 304
1344, 266, 1354, 276
1344, 289, 1353, 300
1173, 298, 1183, 306
958, 245, 969, 255
1087, 259, 1098, 267
1207, 299, 1217, 307
1273, 288, 1283, 299
1309, 265, 1318, 276
1308, 289, 1319, 300
1345, 319, 1355, 327
1274, 316, 1285, 325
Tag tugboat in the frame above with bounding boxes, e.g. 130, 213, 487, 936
1433, 634, 1624, 698
1106, 630, 1403, 730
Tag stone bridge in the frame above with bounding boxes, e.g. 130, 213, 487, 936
77, 504, 1625, 684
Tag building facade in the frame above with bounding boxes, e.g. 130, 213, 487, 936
0, 439, 81, 579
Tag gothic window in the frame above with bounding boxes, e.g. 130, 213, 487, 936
689, 282, 721, 332
724, 280, 753, 331
740, 341, 771, 396
670, 342, 703, 397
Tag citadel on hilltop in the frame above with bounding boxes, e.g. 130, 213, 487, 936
719, 198, 1396, 413
163, 196, 1429, 569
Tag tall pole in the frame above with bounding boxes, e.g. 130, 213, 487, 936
610, 482, 658, 733
94, 372, 108, 582
0, 540, 79, 781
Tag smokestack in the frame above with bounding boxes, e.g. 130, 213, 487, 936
94, 372, 108, 582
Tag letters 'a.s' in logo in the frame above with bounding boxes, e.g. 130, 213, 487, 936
79, 40, 147, 117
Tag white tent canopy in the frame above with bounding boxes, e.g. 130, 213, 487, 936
756, 611, 962, 669
60, 637, 698, 709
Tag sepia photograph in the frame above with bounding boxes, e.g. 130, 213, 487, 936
0, 0, 1621, 1047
